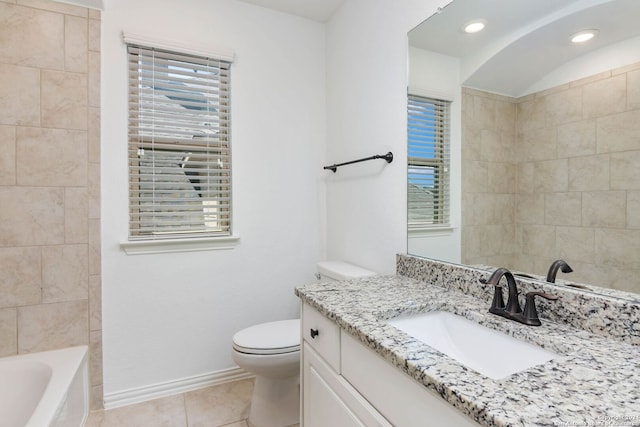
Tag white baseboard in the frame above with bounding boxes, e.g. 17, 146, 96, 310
103, 367, 254, 410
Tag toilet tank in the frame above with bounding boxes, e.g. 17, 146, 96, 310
316, 261, 377, 281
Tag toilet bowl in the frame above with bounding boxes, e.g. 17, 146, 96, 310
232, 319, 300, 427
232, 261, 376, 427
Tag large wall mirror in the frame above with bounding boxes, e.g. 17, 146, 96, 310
408, 0, 640, 297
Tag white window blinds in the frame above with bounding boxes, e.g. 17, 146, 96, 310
407, 94, 451, 228
127, 44, 232, 239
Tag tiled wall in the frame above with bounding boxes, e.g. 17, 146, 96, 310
0, 0, 103, 408
461, 88, 518, 268
462, 62, 640, 294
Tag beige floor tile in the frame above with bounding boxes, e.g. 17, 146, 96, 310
184, 379, 254, 427
85, 395, 187, 427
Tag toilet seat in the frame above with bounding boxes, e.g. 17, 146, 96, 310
232, 319, 300, 355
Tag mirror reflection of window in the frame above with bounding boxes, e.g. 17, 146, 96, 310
407, 94, 451, 229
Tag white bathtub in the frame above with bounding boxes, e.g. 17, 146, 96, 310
0, 346, 89, 427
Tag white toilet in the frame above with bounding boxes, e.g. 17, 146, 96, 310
231, 261, 376, 427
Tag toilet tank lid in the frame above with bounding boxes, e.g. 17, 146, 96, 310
317, 261, 377, 280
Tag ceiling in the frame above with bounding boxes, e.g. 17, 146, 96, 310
409, 0, 640, 97
236, 0, 346, 22
233, 0, 640, 97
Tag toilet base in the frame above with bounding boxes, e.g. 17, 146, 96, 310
248, 374, 300, 427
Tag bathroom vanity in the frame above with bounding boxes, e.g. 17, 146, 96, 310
301, 300, 478, 426
296, 255, 640, 427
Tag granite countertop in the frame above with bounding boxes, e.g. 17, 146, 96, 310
295, 275, 640, 427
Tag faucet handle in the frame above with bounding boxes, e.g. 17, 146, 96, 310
481, 278, 506, 314
521, 291, 558, 326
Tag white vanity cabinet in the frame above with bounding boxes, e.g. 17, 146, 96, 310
301, 302, 391, 427
301, 303, 480, 427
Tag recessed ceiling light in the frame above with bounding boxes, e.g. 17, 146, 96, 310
571, 29, 599, 43
464, 20, 486, 34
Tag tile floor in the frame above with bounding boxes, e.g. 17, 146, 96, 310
86, 378, 267, 427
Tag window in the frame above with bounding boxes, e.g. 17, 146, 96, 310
127, 44, 231, 240
407, 94, 451, 229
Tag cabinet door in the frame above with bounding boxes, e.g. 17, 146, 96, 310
305, 362, 364, 427
303, 342, 391, 427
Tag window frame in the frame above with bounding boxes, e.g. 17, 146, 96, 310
126, 42, 233, 243
407, 93, 452, 230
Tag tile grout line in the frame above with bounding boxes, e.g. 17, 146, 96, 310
182, 393, 189, 427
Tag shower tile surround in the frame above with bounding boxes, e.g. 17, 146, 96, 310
0, 0, 103, 409
295, 254, 640, 426
462, 62, 640, 294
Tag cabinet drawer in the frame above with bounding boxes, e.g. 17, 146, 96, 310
302, 303, 341, 372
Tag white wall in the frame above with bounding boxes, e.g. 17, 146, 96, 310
102, 0, 326, 397
324, 0, 454, 274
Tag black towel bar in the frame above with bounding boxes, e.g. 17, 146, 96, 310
323, 152, 393, 173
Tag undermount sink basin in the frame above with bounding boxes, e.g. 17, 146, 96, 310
387, 311, 558, 379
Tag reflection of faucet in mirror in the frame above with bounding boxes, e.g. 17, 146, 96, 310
546, 260, 573, 284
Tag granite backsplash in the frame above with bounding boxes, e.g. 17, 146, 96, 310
396, 254, 640, 345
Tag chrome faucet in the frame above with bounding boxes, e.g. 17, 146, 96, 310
481, 267, 558, 326
546, 259, 573, 283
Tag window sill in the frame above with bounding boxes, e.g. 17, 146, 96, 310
120, 234, 240, 255
408, 226, 454, 237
